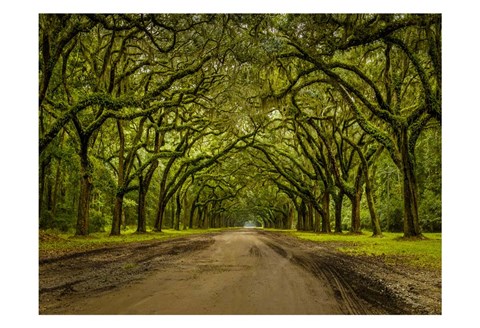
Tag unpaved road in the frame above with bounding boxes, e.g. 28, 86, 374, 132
39, 229, 441, 314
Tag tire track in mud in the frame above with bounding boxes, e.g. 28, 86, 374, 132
258, 230, 441, 314
248, 245, 263, 257
261, 238, 382, 314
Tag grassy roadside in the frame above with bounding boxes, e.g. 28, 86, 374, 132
40, 227, 442, 271
39, 227, 233, 258
266, 229, 441, 270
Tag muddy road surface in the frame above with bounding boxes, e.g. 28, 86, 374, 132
39, 229, 441, 314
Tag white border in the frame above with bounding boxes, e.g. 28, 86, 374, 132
34, 0, 443, 14
1, 1, 479, 327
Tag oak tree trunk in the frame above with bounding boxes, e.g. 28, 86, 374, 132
46, 173, 53, 211
170, 202, 175, 229
51, 158, 63, 221
365, 175, 382, 237
189, 200, 197, 229
350, 190, 362, 234
401, 157, 422, 237
75, 143, 93, 236
400, 128, 422, 237
136, 180, 147, 233
305, 202, 313, 231
321, 192, 331, 233
287, 204, 294, 230
203, 204, 209, 229
297, 200, 306, 231
110, 120, 125, 236
334, 191, 344, 233
111, 193, 124, 236
313, 208, 320, 233
39, 161, 47, 224
198, 208, 204, 228
137, 163, 159, 232
174, 193, 181, 231
182, 195, 189, 230
153, 197, 166, 232
39, 159, 53, 228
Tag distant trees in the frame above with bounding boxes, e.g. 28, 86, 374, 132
39, 14, 441, 237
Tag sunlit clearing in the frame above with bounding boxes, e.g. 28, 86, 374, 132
243, 221, 257, 228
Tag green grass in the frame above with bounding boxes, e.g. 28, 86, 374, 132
267, 229, 441, 270
40, 227, 441, 271
39, 226, 233, 256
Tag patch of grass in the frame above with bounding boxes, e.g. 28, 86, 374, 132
39, 227, 233, 257
123, 262, 138, 270
268, 229, 441, 270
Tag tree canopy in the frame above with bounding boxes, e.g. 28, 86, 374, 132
39, 14, 441, 237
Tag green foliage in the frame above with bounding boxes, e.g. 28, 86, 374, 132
416, 126, 441, 232
38, 14, 441, 238
284, 230, 441, 270
89, 209, 109, 233
39, 227, 237, 256
51, 214, 75, 233
39, 207, 77, 232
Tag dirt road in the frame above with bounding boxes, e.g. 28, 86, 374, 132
39, 229, 441, 314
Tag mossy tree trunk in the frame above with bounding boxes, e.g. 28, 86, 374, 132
153, 196, 166, 232
111, 193, 124, 236
111, 120, 125, 236
170, 202, 175, 229
366, 181, 382, 237
182, 194, 189, 230
313, 206, 321, 233
39, 157, 52, 228
76, 140, 93, 236
287, 203, 294, 230
153, 155, 176, 232
297, 200, 306, 231
305, 202, 313, 231
189, 199, 197, 229
197, 207, 204, 229
349, 189, 363, 234
174, 192, 181, 231
400, 129, 422, 237
364, 164, 383, 237
136, 161, 161, 232
203, 204, 209, 229
136, 179, 147, 233
51, 157, 63, 221
321, 191, 331, 233
333, 191, 344, 233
